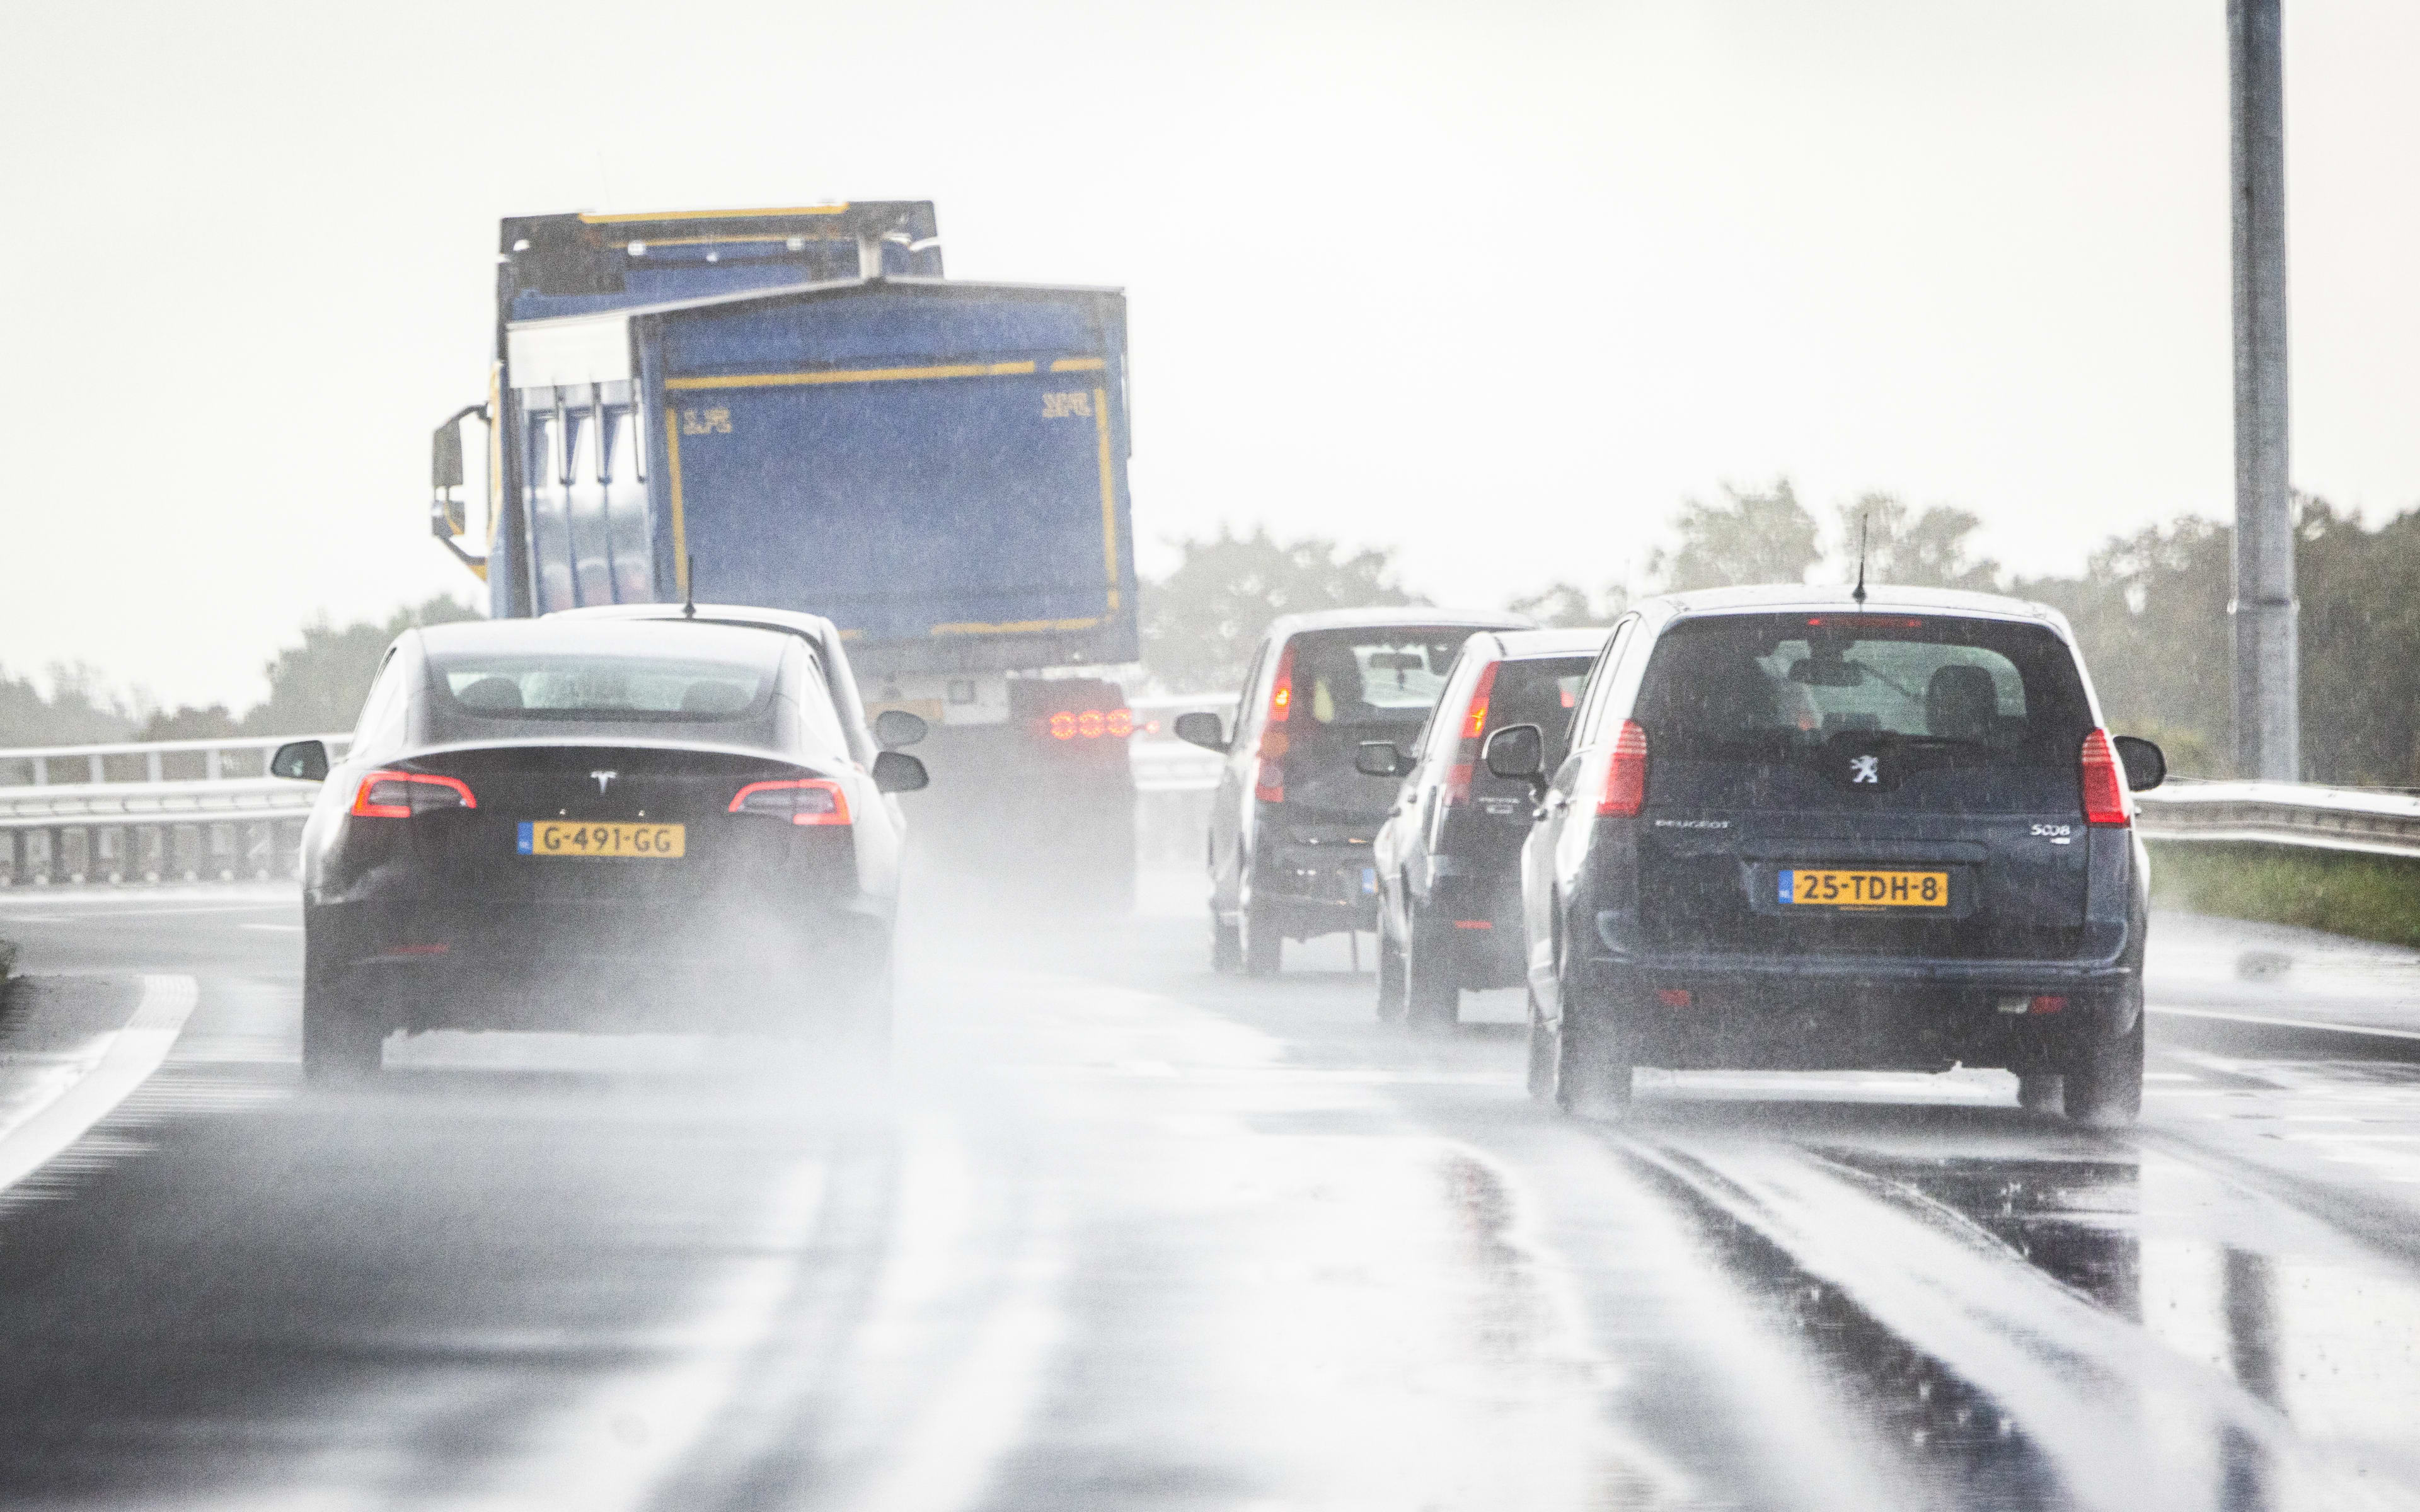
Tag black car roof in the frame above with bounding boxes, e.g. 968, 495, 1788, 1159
1264, 607, 1534, 638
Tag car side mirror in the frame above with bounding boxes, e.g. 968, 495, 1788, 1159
1173, 711, 1228, 752
873, 709, 929, 748
270, 739, 330, 782
1354, 742, 1409, 778
2113, 735, 2166, 793
1483, 724, 1545, 782
872, 750, 928, 794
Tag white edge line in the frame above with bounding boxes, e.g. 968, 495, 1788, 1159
2149, 1002, 2420, 1044
0, 974, 198, 1191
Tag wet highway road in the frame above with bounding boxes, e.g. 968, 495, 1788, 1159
1, 883, 2419, 1508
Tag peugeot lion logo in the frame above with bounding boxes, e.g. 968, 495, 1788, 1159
1849, 755, 1881, 785
590, 770, 618, 794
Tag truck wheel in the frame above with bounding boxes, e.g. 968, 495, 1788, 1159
1524, 991, 1554, 1101
2016, 1074, 2064, 1114
1374, 920, 1407, 1022
1211, 910, 1243, 974
1403, 905, 1459, 1035
1242, 898, 1282, 976
302, 973, 383, 1085
2062, 1002, 2143, 1129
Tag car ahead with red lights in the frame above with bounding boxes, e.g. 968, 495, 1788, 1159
270, 615, 929, 1081
1175, 608, 1530, 975
1368, 627, 1608, 1031
1481, 585, 2165, 1126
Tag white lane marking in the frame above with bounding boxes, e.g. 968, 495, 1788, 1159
2151, 1002, 2420, 1043
239, 923, 304, 932
0, 975, 197, 1193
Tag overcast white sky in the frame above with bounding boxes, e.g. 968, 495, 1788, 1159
3, 1, 2414, 711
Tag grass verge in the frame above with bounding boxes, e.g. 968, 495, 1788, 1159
2148, 840, 2420, 950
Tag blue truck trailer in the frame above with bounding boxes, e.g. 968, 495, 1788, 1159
429, 203, 1141, 905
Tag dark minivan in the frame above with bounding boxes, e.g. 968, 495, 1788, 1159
1179, 608, 1530, 975
1370, 627, 1607, 1029
1484, 585, 2164, 1126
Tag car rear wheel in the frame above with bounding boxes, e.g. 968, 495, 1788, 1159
2062, 1002, 2143, 1129
1374, 919, 1407, 1022
1241, 896, 1282, 976
1524, 990, 1554, 1101
1211, 909, 1243, 974
1553, 999, 1633, 1117
2015, 1074, 2065, 1114
1403, 904, 1459, 1035
301, 973, 384, 1085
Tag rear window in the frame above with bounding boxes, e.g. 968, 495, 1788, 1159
1288, 629, 1472, 729
1633, 613, 2091, 761
428, 651, 778, 723
1485, 656, 1592, 770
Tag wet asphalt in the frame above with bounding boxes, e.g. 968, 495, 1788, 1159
0, 879, 2416, 1509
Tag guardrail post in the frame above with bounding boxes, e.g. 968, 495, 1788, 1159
25, 829, 52, 885
207, 822, 238, 882
137, 825, 164, 883
60, 827, 90, 885
0, 831, 14, 886
171, 824, 200, 883
96, 825, 127, 884
29, 755, 46, 786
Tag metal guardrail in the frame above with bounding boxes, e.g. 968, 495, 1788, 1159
0, 734, 348, 886
2135, 779, 2420, 859
1126, 692, 1233, 796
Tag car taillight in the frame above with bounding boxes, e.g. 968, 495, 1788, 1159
728, 778, 852, 826
1255, 643, 1296, 802
2080, 728, 2129, 827
1441, 660, 1501, 809
1047, 707, 1135, 740
350, 770, 476, 818
1595, 720, 1649, 816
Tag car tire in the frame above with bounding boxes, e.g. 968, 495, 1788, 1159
1524, 990, 1554, 1101
1403, 904, 1458, 1035
2015, 1073, 2064, 1114
1241, 896, 1282, 976
1211, 909, 1243, 974
301, 971, 384, 1085
1374, 919, 1407, 1022
2062, 997, 2144, 1129
1553, 1000, 1634, 1118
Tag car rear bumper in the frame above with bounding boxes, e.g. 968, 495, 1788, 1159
309, 892, 890, 1033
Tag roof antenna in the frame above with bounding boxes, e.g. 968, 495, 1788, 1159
1852, 510, 1870, 607
683, 554, 698, 619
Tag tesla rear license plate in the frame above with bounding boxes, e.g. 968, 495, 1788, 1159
1780, 868, 1947, 908
517, 822, 685, 859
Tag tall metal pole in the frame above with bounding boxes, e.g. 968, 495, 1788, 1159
2229, 0, 2298, 780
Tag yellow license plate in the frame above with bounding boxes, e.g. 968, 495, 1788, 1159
1780, 868, 1948, 908
516, 821, 685, 859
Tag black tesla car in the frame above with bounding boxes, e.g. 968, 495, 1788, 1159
1369, 627, 1608, 1030
272, 614, 929, 1081
1483, 585, 2165, 1126
1176, 607, 1531, 975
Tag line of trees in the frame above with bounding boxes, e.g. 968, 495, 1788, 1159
0, 595, 480, 749
1138, 483, 2420, 786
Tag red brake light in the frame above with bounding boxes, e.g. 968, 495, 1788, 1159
1255, 643, 1296, 802
1442, 660, 1501, 809
729, 778, 852, 826
2080, 728, 2129, 827
350, 770, 476, 818
1047, 707, 1136, 740
1596, 720, 1649, 816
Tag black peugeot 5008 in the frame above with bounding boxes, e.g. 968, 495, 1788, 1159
1369, 627, 1608, 1031
1176, 608, 1531, 975
1484, 585, 2164, 1126
273, 616, 929, 1081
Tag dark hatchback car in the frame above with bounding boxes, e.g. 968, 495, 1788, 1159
1484, 586, 2165, 1126
272, 615, 930, 1080
1178, 608, 1530, 975
1369, 627, 1608, 1030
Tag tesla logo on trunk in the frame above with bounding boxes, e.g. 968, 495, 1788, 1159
1849, 755, 1881, 785
590, 770, 618, 794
